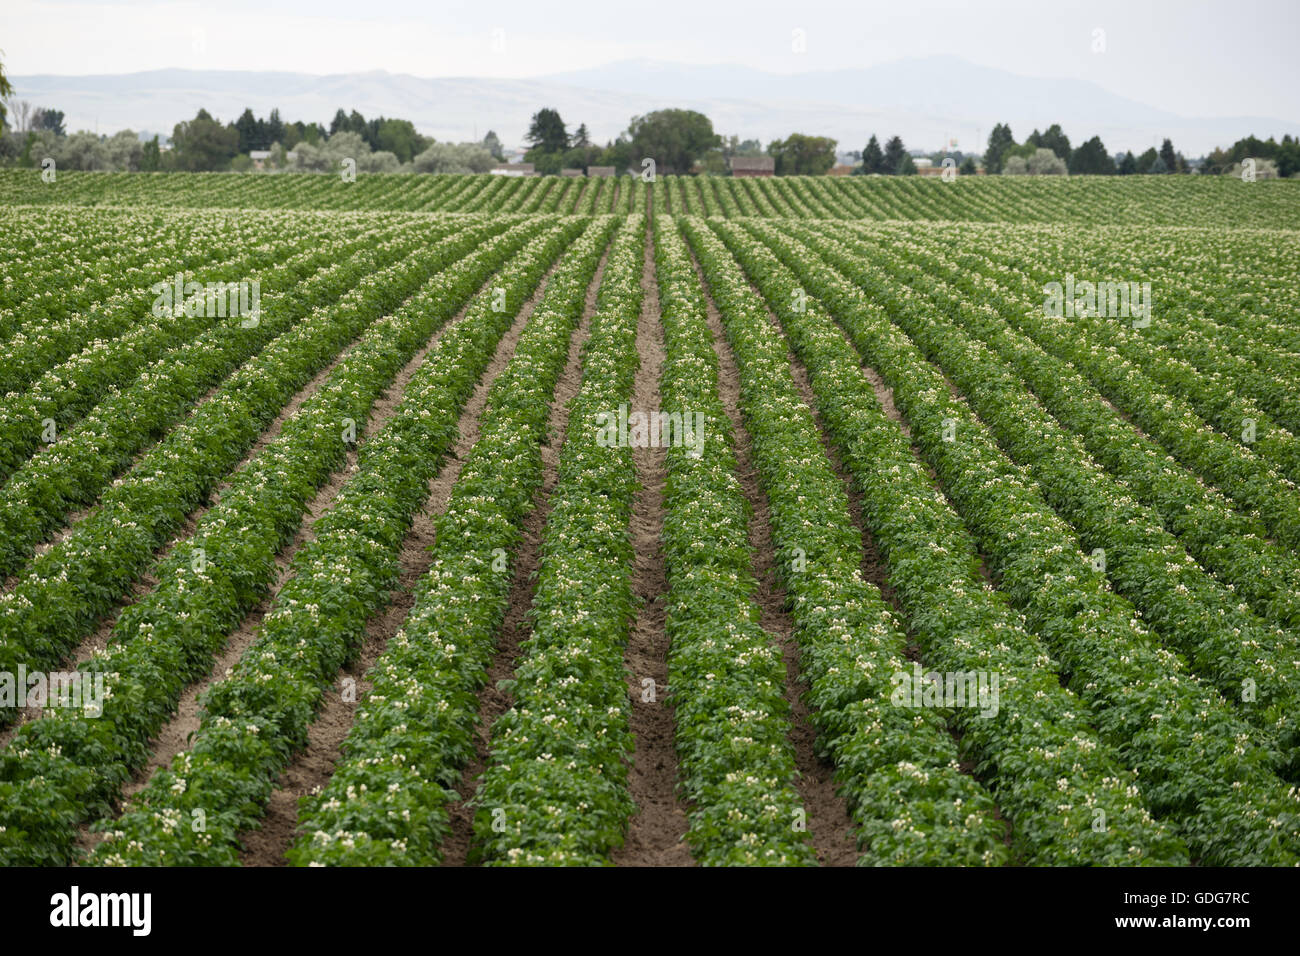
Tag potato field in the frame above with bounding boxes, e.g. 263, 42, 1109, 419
1, 170, 1298, 867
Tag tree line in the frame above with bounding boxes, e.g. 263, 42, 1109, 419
0, 46, 1293, 179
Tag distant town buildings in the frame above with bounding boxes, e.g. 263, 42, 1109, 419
491, 162, 536, 176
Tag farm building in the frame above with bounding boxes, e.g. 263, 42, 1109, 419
730, 156, 775, 177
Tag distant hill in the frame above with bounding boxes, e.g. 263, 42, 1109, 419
12, 58, 1297, 155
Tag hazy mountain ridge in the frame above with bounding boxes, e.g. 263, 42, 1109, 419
12, 58, 1297, 155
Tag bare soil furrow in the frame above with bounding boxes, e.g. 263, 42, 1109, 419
72, 302, 468, 859
1, 311, 393, 750
730, 261, 1012, 846
610, 227, 693, 867
690, 249, 858, 867
436, 245, 611, 867
238, 256, 570, 867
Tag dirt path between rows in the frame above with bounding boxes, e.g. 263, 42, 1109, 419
0, 266, 426, 752
727, 242, 1011, 847
437, 244, 612, 867
610, 225, 694, 867
7, 239, 394, 596
237, 254, 575, 866
687, 244, 859, 866
74, 270, 494, 858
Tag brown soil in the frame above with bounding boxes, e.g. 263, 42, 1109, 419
609, 226, 694, 867
689, 246, 859, 867
18, 273, 364, 582
75, 306, 466, 859
238, 254, 574, 866
437, 243, 612, 867
720, 248, 1010, 837
1, 296, 401, 747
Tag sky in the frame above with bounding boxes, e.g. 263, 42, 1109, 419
2, 0, 1297, 121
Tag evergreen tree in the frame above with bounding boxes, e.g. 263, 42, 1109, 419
526, 108, 569, 154
266, 108, 284, 146
1159, 138, 1178, 173
140, 135, 162, 171
1039, 123, 1072, 161
858, 134, 884, 174
985, 123, 1017, 174
882, 135, 910, 175
1068, 135, 1114, 174
234, 108, 260, 152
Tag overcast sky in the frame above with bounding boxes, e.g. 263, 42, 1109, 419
3, 0, 1297, 120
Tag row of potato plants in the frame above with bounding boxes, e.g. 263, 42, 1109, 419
981, 233, 1300, 489
713, 178, 754, 217
697, 217, 1191, 865
0, 217, 551, 865
851, 222, 1300, 636
748, 220, 1300, 864
0, 209, 156, 324
0, 221, 455, 692
976, 223, 1300, 424
0, 225, 298, 455
790, 222, 1300, 758
288, 216, 620, 865
675, 217, 1015, 865
679, 217, 1025, 865
0, 212, 213, 376
469, 216, 646, 866
791, 177, 840, 218
652, 217, 817, 865
0, 212, 302, 396
738, 178, 779, 217
856, 223, 1300, 624
0, 220, 424, 583
895, 228, 1300, 556
91, 218, 581, 865
493, 178, 540, 213
6, 170, 1297, 227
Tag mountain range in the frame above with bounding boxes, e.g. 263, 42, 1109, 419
11, 57, 1297, 156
